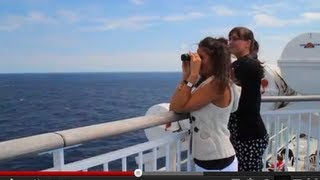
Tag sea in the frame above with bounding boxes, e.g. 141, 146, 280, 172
0, 72, 181, 170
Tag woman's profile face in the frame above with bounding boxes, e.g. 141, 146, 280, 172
197, 47, 213, 77
228, 33, 251, 56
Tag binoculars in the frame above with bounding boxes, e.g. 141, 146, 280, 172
181, 54, 191, 61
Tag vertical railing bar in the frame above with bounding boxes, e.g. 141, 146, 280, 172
138, 151, 143, 171
52, 149, 65, 170
295, 114, 301, 171
152, 147, 157, 171
122, 157, 127, 172
316, 112, 320, 171
284, 114, 291, 171
103, 163, 109, 171
187, 142, 191, 172
262, 116, 267, 171
266, 116, 271, 156
273, 116, 279, 172
176, 140, 181, 172
267, 116, 273, 154
165, 143, 170, 171
306, 113, 312, 170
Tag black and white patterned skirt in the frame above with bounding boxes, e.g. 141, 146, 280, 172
228, 113, 269, 171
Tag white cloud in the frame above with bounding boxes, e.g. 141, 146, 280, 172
0, 23, 20, 31
179, 42, 199, 52
129, 0, 144, 5
0, 16, 24, 31
82, 16, 159, 31
27, 11, 57, 24
211, 6, 235, 16
56, 10, 82, 23
200, 26, 236, 37
82, 12, 206, 32
301, 12, 320, 20
254, 11, 320, 28
253, 14, 304, 27
251, 2, 296, 15
297, 0, 320, 9
0, 12, 57, 31
254, 14, 286, 27
163, 12, 205, 22
262, 35, 295, 42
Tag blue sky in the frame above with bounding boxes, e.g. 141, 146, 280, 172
0, 0, 319, 73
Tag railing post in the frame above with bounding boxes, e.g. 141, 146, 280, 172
152, 147, 157, 171
169, 142, 177, 171
165, 144, 170, 171
138, 152, 143, 171
284, 115, 291, 171
103, 163, 109, 171
52, 149, 65, 170
176, 140, 181, 171
295, 114, 302, 171
273, 116, 279, 172
316, 120, 320, 171
122, 157, 127, 171
306, 113, 312, 170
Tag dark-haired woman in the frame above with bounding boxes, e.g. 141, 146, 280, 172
228, 27, 269, 171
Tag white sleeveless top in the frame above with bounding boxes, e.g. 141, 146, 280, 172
190, 76, 240, 160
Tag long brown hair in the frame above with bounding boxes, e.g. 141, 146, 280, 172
198, 37, 231, 93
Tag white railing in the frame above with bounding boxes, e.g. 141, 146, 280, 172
45, 131, 191, 172
262, 109, 320, 172
0, 96, 320, 172
42, 109, 320, 172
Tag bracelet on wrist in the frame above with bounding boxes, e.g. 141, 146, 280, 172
183, 80, 194, 88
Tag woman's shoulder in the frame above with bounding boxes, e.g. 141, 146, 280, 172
238, 56, 264, 71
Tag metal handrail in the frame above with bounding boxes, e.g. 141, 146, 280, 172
262, 95, 320, 102
0, 112, 188, 161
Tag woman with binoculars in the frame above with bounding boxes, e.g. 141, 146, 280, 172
169, 36, 240, 171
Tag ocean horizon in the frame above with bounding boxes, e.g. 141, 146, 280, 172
0, 72, 181, 170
